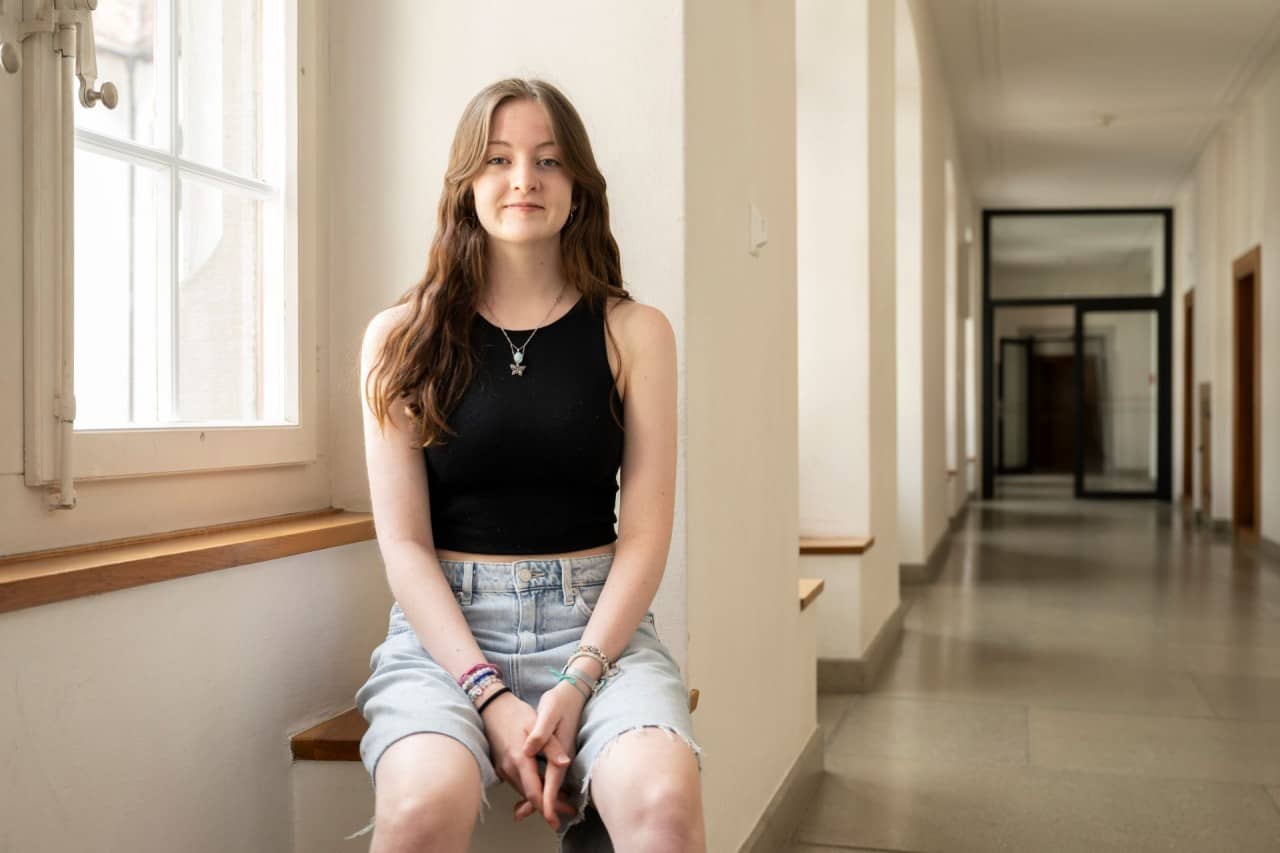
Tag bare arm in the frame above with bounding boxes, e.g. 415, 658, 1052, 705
572, 302, 678, 682
359, 307, 494, 691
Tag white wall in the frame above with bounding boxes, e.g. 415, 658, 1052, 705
685, 1, 817, 848
0, 541, 388, 852
898, 0, 978, 566
1179, 62, 1280, 541
798, 0, 873, 539
798, 0, 900, 660
895, 0, 925, 564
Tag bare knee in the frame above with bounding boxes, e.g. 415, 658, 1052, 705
590, 729, 704, 845
370, 733, 484, 853
624, 776, 699, 828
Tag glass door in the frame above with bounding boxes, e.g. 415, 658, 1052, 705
1076, 308, 1160, 497
998, 338, 1032, 472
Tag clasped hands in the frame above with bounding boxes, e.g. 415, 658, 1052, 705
485, 678, 589, 831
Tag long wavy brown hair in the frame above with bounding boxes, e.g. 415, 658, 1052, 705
364, 78, 633, 446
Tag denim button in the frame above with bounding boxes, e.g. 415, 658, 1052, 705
517, 568, 532, 581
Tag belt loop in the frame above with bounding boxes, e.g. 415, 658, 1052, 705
462, 561, 474, 605
561, 559, 573, 606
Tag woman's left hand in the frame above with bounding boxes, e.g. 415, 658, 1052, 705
520, 680, 589, 829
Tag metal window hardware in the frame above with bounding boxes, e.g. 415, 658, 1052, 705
0, 0, 117, 111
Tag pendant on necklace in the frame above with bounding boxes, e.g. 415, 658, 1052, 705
510, 350, 526, 376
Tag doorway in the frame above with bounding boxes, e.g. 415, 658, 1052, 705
1077, 307, 1160, 497
1232, 247, 1261, 535
982, 209, 1173, 500
1183, 291, 1194, 505
1200, 382, 1212, 517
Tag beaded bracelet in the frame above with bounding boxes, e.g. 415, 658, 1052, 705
574, 643, 611, 669
465, 672, 502, 701
460, 666, 502, 701
458, 662, 502, 688
462, 673, 499, 698
567, 648, 618, 681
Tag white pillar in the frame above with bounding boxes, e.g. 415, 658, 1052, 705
798, 0, 899, 660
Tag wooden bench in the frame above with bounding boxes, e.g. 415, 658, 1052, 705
798, 536, 875, 555
292, 689, 702, 760
293, 576, 824, 758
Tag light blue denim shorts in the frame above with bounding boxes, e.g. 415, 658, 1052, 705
351, 552, 702, 847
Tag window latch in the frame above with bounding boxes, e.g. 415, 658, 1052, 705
0, 0, 117, 111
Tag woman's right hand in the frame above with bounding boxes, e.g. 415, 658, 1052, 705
480, 691, 578, 828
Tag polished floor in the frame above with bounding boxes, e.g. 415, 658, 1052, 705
793, 495, 1280, 853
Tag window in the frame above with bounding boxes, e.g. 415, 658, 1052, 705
75, 0, 287, 428
23, 0, 316, 486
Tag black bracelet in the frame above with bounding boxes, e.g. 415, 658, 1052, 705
476, 686, 510, 715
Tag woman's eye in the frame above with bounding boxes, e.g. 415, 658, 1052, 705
485, 156, 559, 167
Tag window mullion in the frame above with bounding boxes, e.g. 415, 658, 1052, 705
166, 0, 179, 422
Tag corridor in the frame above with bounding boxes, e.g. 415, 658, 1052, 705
797, 498, 1280, 852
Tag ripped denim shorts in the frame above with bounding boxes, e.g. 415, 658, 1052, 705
349, 551, 702, 850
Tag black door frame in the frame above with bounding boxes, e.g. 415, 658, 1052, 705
981, 208, 1173, 500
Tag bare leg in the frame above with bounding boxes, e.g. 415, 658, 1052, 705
369, 733, 485, 853
588, 727, 706, 853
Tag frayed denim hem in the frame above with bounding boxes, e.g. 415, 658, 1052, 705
557, 723, 704, 847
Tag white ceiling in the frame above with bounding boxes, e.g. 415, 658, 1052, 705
924, 0, 1280, 208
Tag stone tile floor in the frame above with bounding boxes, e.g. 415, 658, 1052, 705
791, 492, 1280, 852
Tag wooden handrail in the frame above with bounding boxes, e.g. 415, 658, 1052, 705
0, 509, 375, 615
799, 536, 874, 555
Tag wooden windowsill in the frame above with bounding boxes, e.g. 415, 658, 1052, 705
799, 536, 875, 555
0, 509, 375, 615
798, 578, 825, 611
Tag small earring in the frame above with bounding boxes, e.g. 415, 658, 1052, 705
567, 206, 578, 225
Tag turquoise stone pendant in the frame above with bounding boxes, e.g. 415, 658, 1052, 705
510, 350, 526, 376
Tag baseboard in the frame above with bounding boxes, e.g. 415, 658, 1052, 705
816, 601, 905, 693
737, 723, 824, 853
901, 524, 954, 585
948, 499, 971, 531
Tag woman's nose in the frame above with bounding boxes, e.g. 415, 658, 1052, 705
511, 161, 539, 191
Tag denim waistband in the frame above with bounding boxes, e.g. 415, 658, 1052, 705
437, 551, 614, 600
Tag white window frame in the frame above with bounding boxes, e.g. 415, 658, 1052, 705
21, 0, 319, 486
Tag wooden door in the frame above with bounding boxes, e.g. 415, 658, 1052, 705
1232, 247, 1261, 536
1031, 354, 1075, 472
1183, 291, 1194, 504
1199, 382, 1212, 517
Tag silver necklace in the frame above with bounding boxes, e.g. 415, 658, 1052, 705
485, 284, 568, 377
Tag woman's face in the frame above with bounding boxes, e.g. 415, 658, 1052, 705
470, 98, 574, 246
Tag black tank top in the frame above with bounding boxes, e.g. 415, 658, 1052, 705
424, 295, 624, 554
